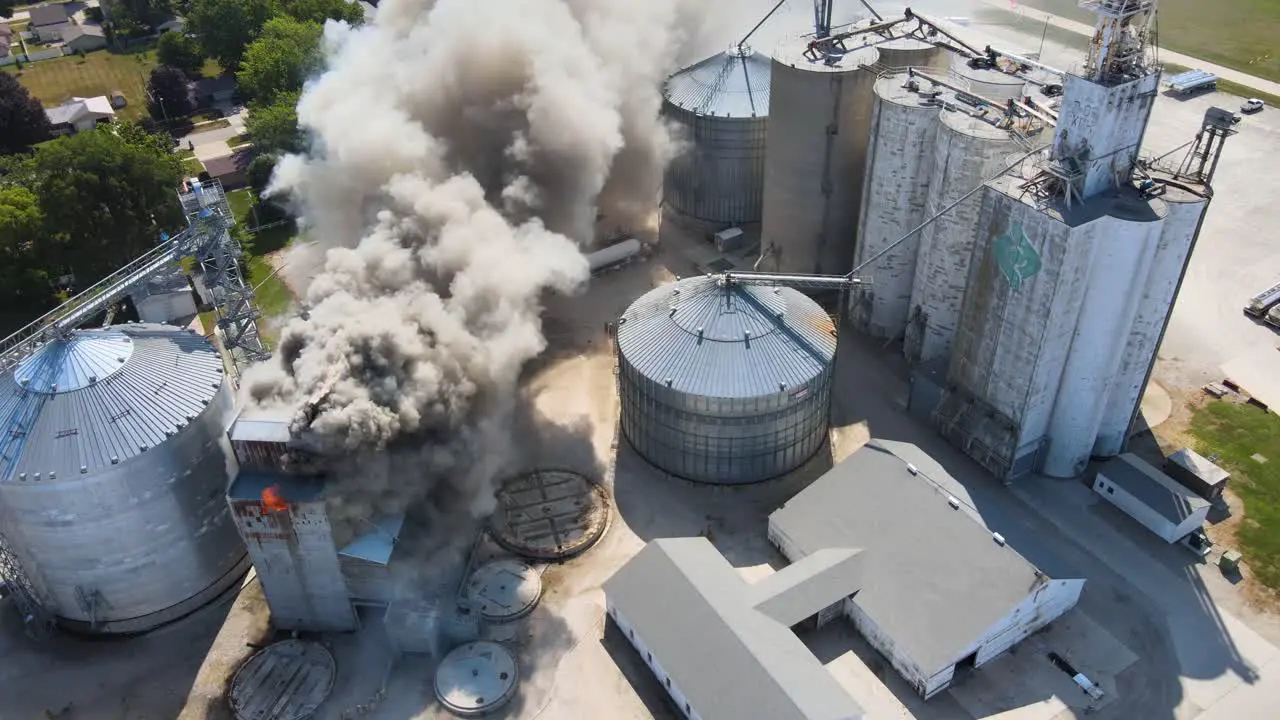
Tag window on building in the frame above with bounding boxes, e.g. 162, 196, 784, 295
1107, 487, 1114, 495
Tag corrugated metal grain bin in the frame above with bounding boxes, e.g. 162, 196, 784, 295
614, 275, 837, 484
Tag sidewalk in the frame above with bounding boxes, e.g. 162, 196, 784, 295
976, 0, 1280, 97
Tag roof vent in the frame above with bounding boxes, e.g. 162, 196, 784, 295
18, 473, 25, 481
117, 356, 125, 363
32, 473, 40, 481
780, 382, 788, 391
88, 375, 97, 383
947, 495, 960, 509
992, 532, 1006, 546
139, 444, 148, 452
664, 378, 674, 387
744, 330, 752, 340
773, 287, 780, 294
49, 383, 57, 391
673, 288, 680, 295
110, 456, 119, 464
48, 472, 56, 480
186, 413, 196, 421
906, 463, 919, 475
669, 307, 677, 317
80, 465, 88, 474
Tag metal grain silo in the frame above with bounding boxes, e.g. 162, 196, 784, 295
761, 40, 879, 275
615, 275, 836, 484
1094, 178, 1208, 457
662, 44, 771, 228
903, 99, 1029, 365
0, 323, 247, 633
850, 73, 941, 339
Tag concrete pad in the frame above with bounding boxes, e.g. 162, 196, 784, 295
1137, 380, 1174, 431
1177, 608, 1280, 711
1221, 347, 1280, 409
194, 140, 231, 161
949, 609, 1134, 720
1195, 655, 1280, 720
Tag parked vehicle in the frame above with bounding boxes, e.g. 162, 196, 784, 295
1244, 280, 1280, 317
1241, 98, 1265, 114
1266, 303, 1280, 329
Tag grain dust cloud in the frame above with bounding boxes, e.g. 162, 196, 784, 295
240, 0, 732, 533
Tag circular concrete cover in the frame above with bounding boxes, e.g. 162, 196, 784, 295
434, 641, 518, 717
229, 640, 336, 720
464, 560, 542, 623
490, 469, 610, 560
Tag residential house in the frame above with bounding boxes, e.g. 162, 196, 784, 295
28, 4, 72, 42
45, 96, 116, 135
201, 149, 253, 190
62, 24, 107, 53
188, 76, 237, 109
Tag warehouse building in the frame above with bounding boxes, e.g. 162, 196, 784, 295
768, 442, 1084, 699
1093, 453, 1210, 543
604, 537, 865, 720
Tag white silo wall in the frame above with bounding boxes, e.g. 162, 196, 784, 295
1042, 211, 1164, 478
950, 53, 1027, 101
1093, 186, 1209, 456
762, 44, 879, 275
874, 37, 946, 72
851, 75, 941, 338
904, 107, 1021, 364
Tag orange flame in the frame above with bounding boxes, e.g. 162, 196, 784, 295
261, 484, 289, 513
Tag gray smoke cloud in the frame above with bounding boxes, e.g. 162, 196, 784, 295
240, 0, 719, 530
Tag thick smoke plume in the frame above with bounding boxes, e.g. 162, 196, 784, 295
241, 0, 720, 531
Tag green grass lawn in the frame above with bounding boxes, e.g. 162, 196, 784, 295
223, 188, 296, 322
4, 47, 224, 123
181, 156, 204, 176
1189, 401, 1280, 589
1013, 0, 1280, 84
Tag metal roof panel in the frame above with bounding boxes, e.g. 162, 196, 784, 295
664, 46, 772, 118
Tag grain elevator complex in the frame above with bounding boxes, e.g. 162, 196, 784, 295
0, 0, 1252, 717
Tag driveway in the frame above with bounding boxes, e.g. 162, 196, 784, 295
174, 107, 249, 161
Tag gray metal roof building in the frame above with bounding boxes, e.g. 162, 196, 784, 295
615, 275, 837, 483
604, 537, 864, 720
662, 45, 771, 226
769, 441, 1083, 697
1100, 453, 1211, 524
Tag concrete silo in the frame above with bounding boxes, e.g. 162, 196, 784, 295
874, 36, 947, 72
760, 40, 879, 275
1094, 179, 1210, 456
662, 44, 772, 229
1041, 208, 1164, 478
950, 53, 1027, 101
850, 74, 942, 339
0, 323, 247, 633
615, 275, 837, 484
904, 99, 1033, 365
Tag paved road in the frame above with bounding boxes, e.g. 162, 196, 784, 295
975, 0, 1280, 97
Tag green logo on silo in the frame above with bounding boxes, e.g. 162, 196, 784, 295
994, 222, 1042, 291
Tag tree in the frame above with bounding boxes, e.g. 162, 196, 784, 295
236, 17, 322, 105
247, 153, 277, 193
24, 129, 184, 284
110, 0, 175, 31
0, 186, 51, 305
187, 0, 273, 71
157, 31, 206, 75
274, 0, 362, 26
246, 91, 301, 154
0, 0, 16, 19
0, 74, 53, 155
147, 66, 195, 120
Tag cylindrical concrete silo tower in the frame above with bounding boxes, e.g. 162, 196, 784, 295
874, 36, 947, 72
0, 323, 248, 633
662, 44, 772, 229
1094, 180, 1210, 456
1043, 207, 1166, 478
850, 74, 942, 339
615, 275, 837, 484
950, 53, 1027, 101
903, 99, 1030, 366
761, 40, 879, 276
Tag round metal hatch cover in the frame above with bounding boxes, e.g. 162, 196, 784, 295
489, 469, 610, 561
229, 639, 336, 720
434, 640, 518, 717
464, 559, 542, 623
